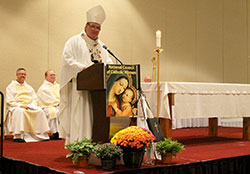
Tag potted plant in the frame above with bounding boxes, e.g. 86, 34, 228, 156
95, 143, 123, 170
66, 138, 96, 168
111, 126, 155, 168
156, 138, 185, 164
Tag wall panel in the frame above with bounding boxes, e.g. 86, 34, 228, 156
223, 0, 248, 83
0, 0, 249, 95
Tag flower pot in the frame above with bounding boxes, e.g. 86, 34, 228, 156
161, 153, 172, 164
123, 151, 144, 168
101, 158, 116, 170
77, 155, 89, 168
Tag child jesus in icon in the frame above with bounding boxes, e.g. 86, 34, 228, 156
112, 88, 136, 117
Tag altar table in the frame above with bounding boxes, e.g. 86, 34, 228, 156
141, 82, 250, 140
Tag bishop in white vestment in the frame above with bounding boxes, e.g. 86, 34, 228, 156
59, 5, 112, 145
5, 68, 50, 142
37, 70, 60, 139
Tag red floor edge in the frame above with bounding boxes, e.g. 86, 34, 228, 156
2, 127, 250, 174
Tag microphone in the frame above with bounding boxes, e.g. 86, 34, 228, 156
103, 45, 124, 66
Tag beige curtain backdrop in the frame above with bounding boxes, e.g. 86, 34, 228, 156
0, 0, 249, 95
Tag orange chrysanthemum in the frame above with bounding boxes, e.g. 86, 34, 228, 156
110, 126, 155, 151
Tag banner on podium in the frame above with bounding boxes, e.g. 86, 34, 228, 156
106, 64, 140, 117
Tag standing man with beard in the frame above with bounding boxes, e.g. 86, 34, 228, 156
59, 5, 113, 144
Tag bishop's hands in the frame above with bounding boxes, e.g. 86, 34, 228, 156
20, 105, 29, 110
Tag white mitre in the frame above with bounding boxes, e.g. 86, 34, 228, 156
87, 5, 106, 24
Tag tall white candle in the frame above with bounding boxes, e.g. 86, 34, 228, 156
156, 30, 161, 47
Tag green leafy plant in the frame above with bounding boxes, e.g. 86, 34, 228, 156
95, 143, 123, 160
66, 138, 96, 164
156, 138, 185, 157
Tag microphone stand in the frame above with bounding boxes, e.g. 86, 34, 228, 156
103, 45, 124, 66
0, 91, 4, 159
103, 45, 126, 74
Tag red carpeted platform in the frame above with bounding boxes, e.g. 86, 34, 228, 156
2, 127, 250, 174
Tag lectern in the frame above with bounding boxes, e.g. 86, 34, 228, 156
77, 63, 110, 143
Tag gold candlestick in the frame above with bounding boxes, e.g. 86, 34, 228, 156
154, 47, 163, 120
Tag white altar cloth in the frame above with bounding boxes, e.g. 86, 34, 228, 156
141, 82, 250, 128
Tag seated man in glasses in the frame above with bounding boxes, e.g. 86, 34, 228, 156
5, 68, 50, 142
37, 70, 60, 140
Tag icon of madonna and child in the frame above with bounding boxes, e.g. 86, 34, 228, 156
106, 72, 138, 117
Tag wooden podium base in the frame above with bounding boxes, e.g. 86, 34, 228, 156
90, 91, 110, 143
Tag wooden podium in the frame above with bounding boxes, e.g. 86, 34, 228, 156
77, 63, 110, 143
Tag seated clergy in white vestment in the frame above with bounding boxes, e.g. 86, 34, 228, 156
5, 68, 50, 142
37, 70, 60, 139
